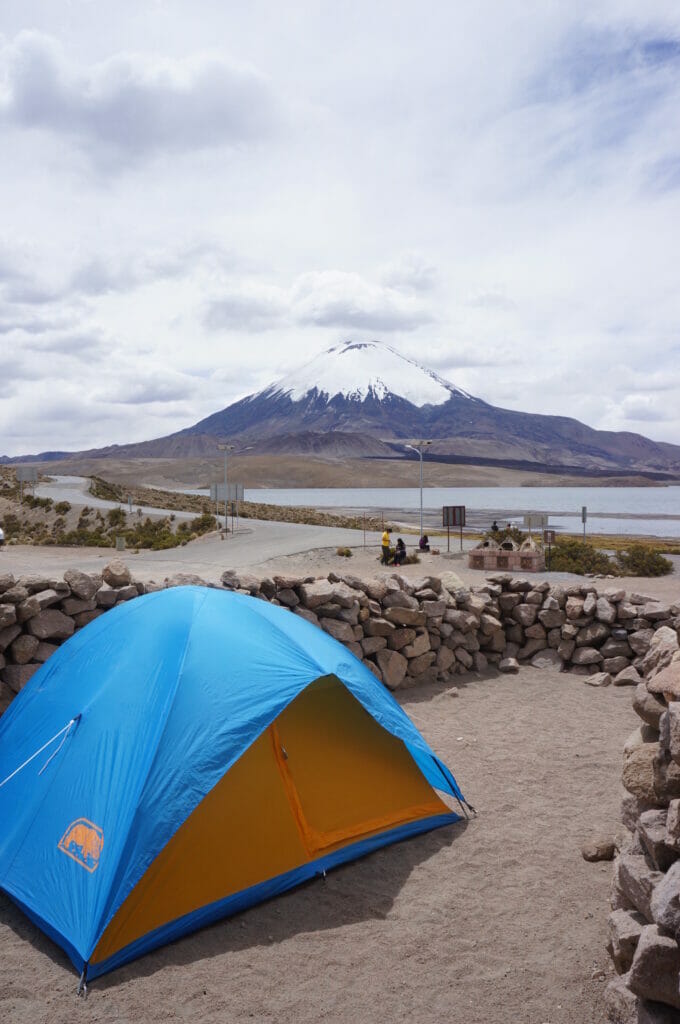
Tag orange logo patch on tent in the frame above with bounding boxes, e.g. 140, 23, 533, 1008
58, 819, 104, 873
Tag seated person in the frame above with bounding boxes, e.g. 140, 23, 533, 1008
418, 534, 430, 552
393, 538, 407, 566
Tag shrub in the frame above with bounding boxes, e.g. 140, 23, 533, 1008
615, 544, 673, 577
336, 547, 353, 557
549, 540, 614, 576
404, 552, 420, 565
54, 501, 71, 515
107, 507, 126, 528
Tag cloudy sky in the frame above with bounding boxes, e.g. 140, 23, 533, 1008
1, 1, 680, 456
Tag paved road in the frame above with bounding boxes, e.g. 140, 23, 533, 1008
0, 518, 387, 583
35, 475, 198, 521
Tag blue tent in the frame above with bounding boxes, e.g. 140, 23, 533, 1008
0, 586, 466, 982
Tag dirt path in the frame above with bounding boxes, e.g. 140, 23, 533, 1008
0, 667, 635, 1024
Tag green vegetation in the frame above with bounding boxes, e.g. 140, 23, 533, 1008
548, 539, 615, 575
336, 546, 353, 557
615, 544, 673, 577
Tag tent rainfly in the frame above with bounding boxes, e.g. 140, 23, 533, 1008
0, 586, 469, 984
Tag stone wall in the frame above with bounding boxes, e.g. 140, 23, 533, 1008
2, 564, 679, 711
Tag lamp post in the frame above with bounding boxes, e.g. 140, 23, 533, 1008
404, 440, 432, 540
217, 443, 235, 532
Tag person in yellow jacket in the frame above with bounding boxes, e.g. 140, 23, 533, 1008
381, 528, 392, 565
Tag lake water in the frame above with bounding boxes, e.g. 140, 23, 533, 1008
241, 486, 680, 538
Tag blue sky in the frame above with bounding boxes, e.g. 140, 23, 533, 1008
1, 1, 680, 455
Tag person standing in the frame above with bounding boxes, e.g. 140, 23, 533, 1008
381, 527, 391, 565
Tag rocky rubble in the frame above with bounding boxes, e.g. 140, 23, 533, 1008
605, 611, 680, 1020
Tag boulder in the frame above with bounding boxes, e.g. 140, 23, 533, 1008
566, 596, 585, 619
558, 639, 576, 661
443, 608, 477, 632
361, 635, 387, 656
640, 626, 679, 678
95, 584, 118, 608
294, 606, 320, 627
17, 575, 51, 594
319, 617, 355, 643
613, 666, 642, 687
34, 641, 58, 663
647, 661, 680, 700
9, 634, 39, 665
0, 572, 15, 593
604, 657, 632, 676
0, 623, 21, 652
597, 597, 617, 624
537, 607, 565, 629
628, 924, 680, 1009
26, 609, 75, 641
652, 751, 680, 803
511, 603, 537, 627
650, 860, 680, 935
582, 836, 617, 861
364, 617, 395, 637
382, 589, 419, 611
530, 649, 562, 670
383, 607, 426, 628
73, 610, 103, 628
436, 646, 455, 672
607, 908, 646, 973
638, 810, 677, 873
571, 646, 604, 665
602, 638, 634, 659
499, 657, 519, 673
60, 596, 96, 616
614, 854, 663, 921
407, 651, 436, 677
1, 663, 40, 693
629, 630, 655, 656
422, 599, 447, 619
63, 569, 99, 601
633, 684, 667, 729
387, 627, 416, 651
1, 585, 29, 605
277, 587, 300, 608
403, 633, 431, 659
103, 560, 132, 588
0, 604, 17, 630
584, 672, 612, 687
375, 649, 407, 690
576, 622, 610, 647
622, 731, 660, 803
621, 793, 663, 833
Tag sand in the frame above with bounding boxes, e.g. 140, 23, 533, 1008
1, 666, 636, 1024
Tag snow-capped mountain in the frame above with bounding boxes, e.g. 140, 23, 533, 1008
6, 340, 680, 476
266, 341, 474, 407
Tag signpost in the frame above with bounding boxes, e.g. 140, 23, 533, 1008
543, 529, 556, 571
16, 466, 38, 504
443, 505, 466, 552
523, 513, 548, 535
582, 505, 587, 541
210, 483, 245, 535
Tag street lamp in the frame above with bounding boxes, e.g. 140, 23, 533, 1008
217, 443, 235, 532
404, 440, 432, 539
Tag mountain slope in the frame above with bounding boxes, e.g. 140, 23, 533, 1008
3, 340, 680, 476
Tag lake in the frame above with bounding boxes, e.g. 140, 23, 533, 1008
241, 486, 680, 538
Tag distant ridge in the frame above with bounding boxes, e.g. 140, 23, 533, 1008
3, 340, 680, 477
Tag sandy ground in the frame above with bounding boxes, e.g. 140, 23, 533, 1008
0, 667, 636, 1024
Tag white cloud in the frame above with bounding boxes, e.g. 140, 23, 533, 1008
0, 31, 280, 169
291, 271, 433, 331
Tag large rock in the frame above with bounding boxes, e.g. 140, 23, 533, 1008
63, 569, 99, 600
443, 608, 477, 632
364, 617, 395, 638
387, 627, 416, 651
623, 731, 661, 804
511, 603, 537, 627
652, 751, 680, 803
628, 924, 680, 1009
537, 607, 565, 629
499, 657, 519, 673
530, 649, 562, 670
361, 635, 387, 656
436, 646, 455, 672
403, 633, 431, 659
566, 596, 585, 619
26, 609, 75, 641
650, 860, 680, 934
103, 560, 132, 588
604, 657, 632, 676
407, 651, 436, 677
1, 662, 40, 693
439, 570, 464, 593
383, 606, 426, 627
647, 660, 680, 700
571, 646, 604, 665
597, 596, 618, 624
0, 604, 17, 630
634, 685, 670, 730
607, 908, 647, 974
613, 666, 642, 687
382, 589, 419, 611
584, 672, 612, 687
375, 649, 407, 690
629, 630, 655, 656
602, 638, 634, 659
319, 618, 355, 643
638, 810, 677, 872
9, 634, 39, 665
576, 622, 610, 646
614, 854, 663, 921
640, 627, 679, 678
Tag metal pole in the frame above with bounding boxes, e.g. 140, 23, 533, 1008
419, 449, 424, 538
460, 522, 463, 552
363, 512, 366, 550
224, 450, 228, 533
447, 523, 450, 552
